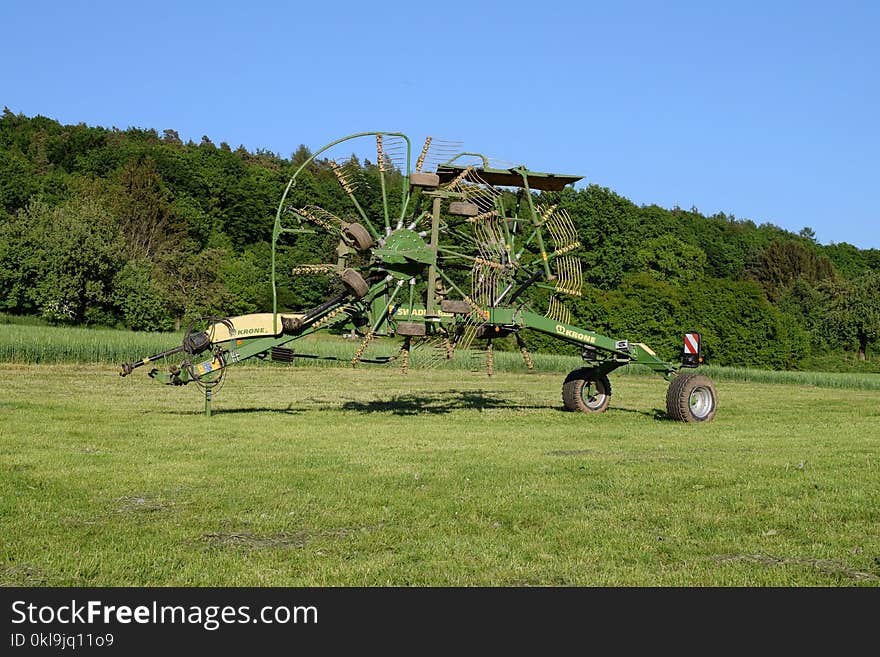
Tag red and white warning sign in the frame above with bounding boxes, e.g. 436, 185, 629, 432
683, 332, 700, 355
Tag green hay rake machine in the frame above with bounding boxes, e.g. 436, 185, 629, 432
120, 132, 718, 422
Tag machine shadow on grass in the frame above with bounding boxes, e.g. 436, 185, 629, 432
174, 389, 549, 416
336, 390, 548, 415
174, 390, 669, 418
610, 406, 677, 421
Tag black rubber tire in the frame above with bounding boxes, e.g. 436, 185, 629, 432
340, 268, 369, 299
666, 372, 717, 422
562, 368, 612, 414
343, 222, 373, 251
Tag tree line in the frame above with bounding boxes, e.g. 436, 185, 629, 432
1, 109, 878, 369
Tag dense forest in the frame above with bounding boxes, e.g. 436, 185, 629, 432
1, 109, 879, 370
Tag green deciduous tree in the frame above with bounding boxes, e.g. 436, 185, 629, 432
1, 197, 123, 323
748, 239, 836, 300
681, 278, 789, 368
112, 260, 175, 331
157, 245, 236, 328
635, 234, 707, 284
820, 272, 880, 360
220, 245, 272, 316
822, 242, 869, 279
0, 149, 40, 212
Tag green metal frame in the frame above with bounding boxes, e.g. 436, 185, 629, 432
270, 132, 412, 333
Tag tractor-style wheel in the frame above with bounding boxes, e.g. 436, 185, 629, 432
666, 372, 717, 422
562, 369, 612, 414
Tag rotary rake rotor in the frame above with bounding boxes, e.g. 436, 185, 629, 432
120, 131, 718, 422
275, 133, 592, 370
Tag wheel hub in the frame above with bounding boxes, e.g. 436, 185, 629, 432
689, 386, 714, 418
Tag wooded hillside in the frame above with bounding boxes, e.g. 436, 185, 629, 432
2, 109, 878, 369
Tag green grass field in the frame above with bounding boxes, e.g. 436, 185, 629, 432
2, 363, 878, 586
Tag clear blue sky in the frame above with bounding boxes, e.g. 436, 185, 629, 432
3, 0, 878, 248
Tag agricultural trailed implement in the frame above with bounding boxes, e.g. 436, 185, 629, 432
120, 132, 718, 421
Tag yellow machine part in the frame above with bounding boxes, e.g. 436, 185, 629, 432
208, 313, 304, 342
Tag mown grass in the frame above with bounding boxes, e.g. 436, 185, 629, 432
1, 363, 878, 586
